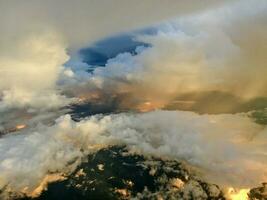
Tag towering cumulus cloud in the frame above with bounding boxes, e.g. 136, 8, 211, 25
0, 31, 70, 110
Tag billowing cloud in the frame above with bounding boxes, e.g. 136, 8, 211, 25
0, 110, 266, 198
0, 31, 70, 111
0, 0, 231, 112
0, 0, 266, 199
71, 0, 267, 113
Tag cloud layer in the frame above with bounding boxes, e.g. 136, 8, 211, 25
0, 1, 266, 199
0, 0, 230, 48
0, 110, 266, 198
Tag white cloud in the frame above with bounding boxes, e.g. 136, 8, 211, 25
0, 110, 266, 198
0, 31, 71, 111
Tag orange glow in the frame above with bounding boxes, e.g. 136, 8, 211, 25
137, 101, 164, 112
77, 97, 87, 103
115, 188, 130, 197
77, 91, 102, 103
16, 124, 26, 130
170, 178, 184, 189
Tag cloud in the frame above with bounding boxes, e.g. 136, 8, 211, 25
0, 0, 232, 113
0, 31, 71, 111
1, 0, 263, 112
0, 1, 266, 199
0, 0, 231, 48
0, 110, 266, 198
74, 0, 267, 113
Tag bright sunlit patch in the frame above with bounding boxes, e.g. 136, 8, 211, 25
27, 174, 66, 198
226, 188, 249, 200
137, 101, 164, 112
15, 124, 26, 131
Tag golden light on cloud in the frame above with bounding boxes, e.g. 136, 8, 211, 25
226, 188, 249, 200
15, 124, 26, 130
136, 101, 164, 112
27, 174, 66, 198
0, 0, 266, 199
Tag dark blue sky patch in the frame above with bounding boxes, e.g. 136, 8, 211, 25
79, 28, 155, 66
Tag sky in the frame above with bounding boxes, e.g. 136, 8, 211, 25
0, 0, 266, 199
